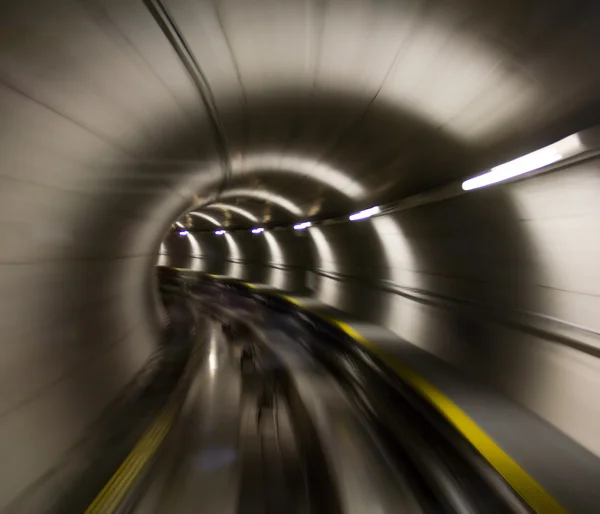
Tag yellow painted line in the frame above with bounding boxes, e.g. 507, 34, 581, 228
277, 294, 566, 514
106, 410, 173, 512
86, 340, 206, 513
85, 406, 175, 513
280, 295, 303, 306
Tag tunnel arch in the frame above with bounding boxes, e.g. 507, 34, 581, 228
4, 0, 600, 510
203, 202, 259, 222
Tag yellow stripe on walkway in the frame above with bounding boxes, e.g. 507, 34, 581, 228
85, 406, 174, 514
277, 294, 566, 514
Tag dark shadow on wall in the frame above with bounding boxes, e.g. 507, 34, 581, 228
219, 89, 475, 215
375, 184, 550, 398
160, 229, 191, 269
119, 88, 476, 224
229, 232, 270, 283
194, 233, 228, 275
310, 222, 389, 322
269, 230, 316, 292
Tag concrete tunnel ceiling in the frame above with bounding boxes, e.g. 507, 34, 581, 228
148, 0, 600, 239
3, 0, 600, 509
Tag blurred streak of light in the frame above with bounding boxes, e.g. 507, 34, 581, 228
235, 153, 366, 199
215, 230, 226, 235
205, 203, 260, 222
187, 232, 203, 271
294, 222, 312, 230
308, 227, 339, 306
209, 354, 218, 373
217, 188, 303, 216
157, 241, 169, 266
252, 227, 264, 234
208, 327, 219, 376
264, 232, 286, 289
189, 212, 222, 226
464, 149, 561, 190
462, 133, 583, 190
224, 233, 243, 279
370, 216, 418, 340
349, 206, 380, 221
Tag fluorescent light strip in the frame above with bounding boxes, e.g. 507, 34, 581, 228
462, 147, 562, 191
214, 230, 226, 235
349, 206, 380, 221
294, 221, 312, 230
252, 227, 264, 234
179, 230, 188, 236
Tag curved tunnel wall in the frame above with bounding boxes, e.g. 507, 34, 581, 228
0, 119, 160, 510
4, 0, 600, 509
0, 0, 216, 507
178, 158, 600, 459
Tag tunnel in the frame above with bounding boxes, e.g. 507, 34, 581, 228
2, 0, 600, 512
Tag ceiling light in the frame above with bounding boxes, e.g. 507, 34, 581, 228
349, 206, 380, 221
294, 222, 312, 230
179, 230, 188, 236
214, 230, 226, 235
252, 227, 264, 234
462, 147, 562, 191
